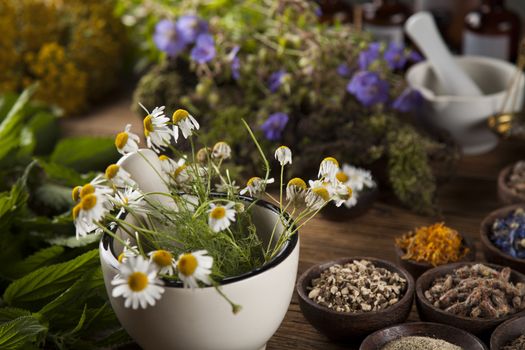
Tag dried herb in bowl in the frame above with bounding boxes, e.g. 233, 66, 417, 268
396, 223, 469, 266
424, 264, 525, 319
490, 208, 525, 259
506, 161, 525, 196
382, 336, 462, 350
307, 260, 407, 313
503, 334, 525, 350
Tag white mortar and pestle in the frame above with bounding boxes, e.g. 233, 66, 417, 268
405, 12, 525, 155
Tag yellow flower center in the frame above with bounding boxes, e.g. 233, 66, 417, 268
347, 186, 353, 197
118, 253, 125, 263
81, 193, 97, 211
177, 253, 198, 276
128, 271, 149, 292
152, 250, 173, 267
174, 164, 187, 178
323, 157, 339, 167
288, 177, 307, 190
72, 186, 81, 202
312, 187, 330, 201
278, 145, 289, 151
80, 184, 95, 198
336, 171, 349, 183
210, 206, 226, 219
196, 148, 209, 163
172, 109, 189, 124
247, 177, 261, 187
105, 164, 120, 179
143, 115, 154, 137
115, 132, 128, 150
72, 203, 81, 220
159, 155, 169, 161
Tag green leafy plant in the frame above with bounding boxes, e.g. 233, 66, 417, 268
0, 88, 129, 349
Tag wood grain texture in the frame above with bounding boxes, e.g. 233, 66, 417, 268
65, 98, 525, 349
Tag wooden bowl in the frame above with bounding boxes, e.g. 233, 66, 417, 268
490, 315, 525, 350
480, 204, 525, 274
360, 322, 487, 350
394, 234, 476, 280
415, 262, 525, 337
498, 163, 525, 205
321, 186, 378, 221
296, 257, 414, 342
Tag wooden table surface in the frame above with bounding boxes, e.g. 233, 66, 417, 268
63, 97, 525, 350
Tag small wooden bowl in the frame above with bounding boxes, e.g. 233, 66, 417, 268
415, 262, 525, 336
296, 257, 414, 342
394, 234, 476, 280
360, 322, 487, 350
490, 315, 525, 350
498, 163, 525, 205
480, 204, 525, 274
321, 186, 378, 221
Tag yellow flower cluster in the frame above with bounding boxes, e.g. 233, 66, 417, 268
0, 0, 126, 115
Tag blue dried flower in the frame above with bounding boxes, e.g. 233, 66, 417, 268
268, 69, 287, 93
384, 42, 407, 70
176, 15, 209, 44
408, 50, 424, 63
392, 87, 423, 112
153, 19, 187, 57
190, 34, 216, 64
229, 46, 241, 80
261, 112, 289, 141
358, 42, 380, 71
347, 71, 389, 107
337, 63, 353, 78
490, 208, 525, 258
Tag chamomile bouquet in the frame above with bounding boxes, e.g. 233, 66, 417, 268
71, 104, 353, 311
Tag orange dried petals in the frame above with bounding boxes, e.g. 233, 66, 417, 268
395, 222, 469, 266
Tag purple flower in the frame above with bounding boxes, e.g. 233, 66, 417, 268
384, 42, 407, 70
392, 87, 423, 112
347, 71, 389, 107
261, 113, 289, 141
176, 15, 209, 44
153, 19, 187, 57
268, 69, 287, 93
408, 50, 424, 63
190, 34, 216, 64
337, 63, 352, 78
358, 42, 380, 70
229, 46, 241, 80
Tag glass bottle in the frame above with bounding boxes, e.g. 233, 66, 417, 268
362, 0, 412, 45
463, 0, 522, 61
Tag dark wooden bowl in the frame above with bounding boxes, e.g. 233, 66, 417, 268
498, 163, 525, 205
360, 322, 487, 350
296, 256, 414, 342
394, 234, 476, 280
321, 186, 378, 221
490, 315, 525, 350
415, 262, 525, 337
480, 204, 525, 274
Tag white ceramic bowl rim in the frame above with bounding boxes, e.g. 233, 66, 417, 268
101, 193, 299, 288
407, 55, 521, 103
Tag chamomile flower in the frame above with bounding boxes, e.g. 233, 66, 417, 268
111, 187, 145, 212
77, 187, 112, 224
105, 164, 135, 188
111, 255, 165, 310
332, 183, 353, 207
172, 158, 191, 184
212, 141, 231, 160
239, 177, 275, 197
196, 147, 211, 164
72, 204, 98, 239
176, 250, 213, 289
172, 109, 199, 142
339, 164, 375, 192
115, 124, 140, 155
318, 157, 340, 183
305, 180, 332, 210
148, 249, 176, 275
343, 191, 358, 208
141, 104, 172, 152
275, 146, 292, 166
286, 177, 307, 203
118, 238, 139, 264
158, 155, 178, 174
208, 202, 236, 232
